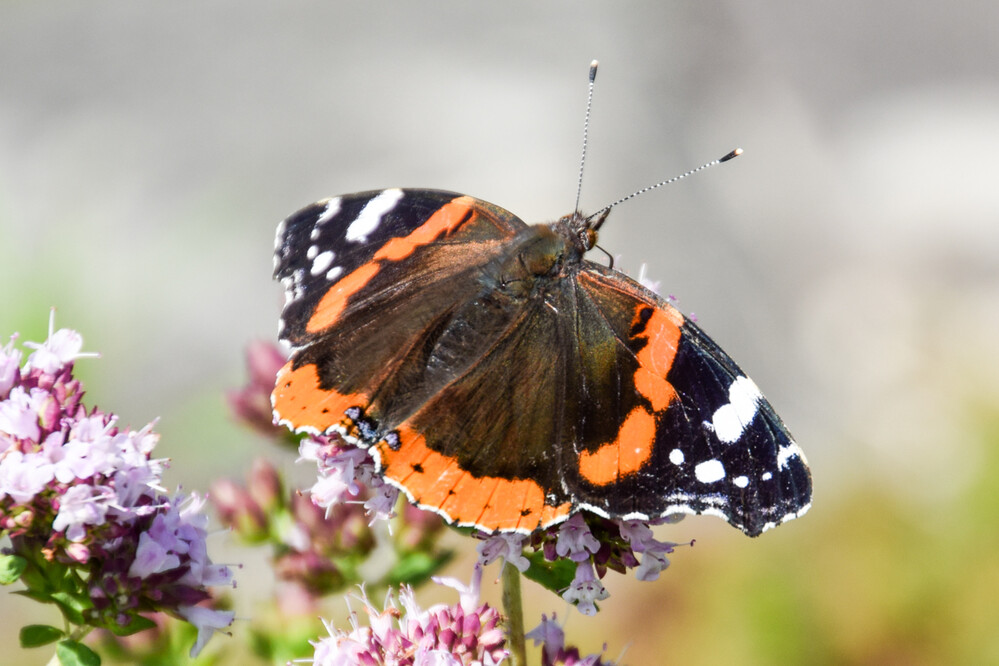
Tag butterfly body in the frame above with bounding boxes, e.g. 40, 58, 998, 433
273, 188, 811, 536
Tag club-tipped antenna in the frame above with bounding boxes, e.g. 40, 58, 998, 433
587, 148, 743, 230
573, 60, 600, 215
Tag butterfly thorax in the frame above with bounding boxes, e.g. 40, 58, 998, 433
483, 219, 591, 301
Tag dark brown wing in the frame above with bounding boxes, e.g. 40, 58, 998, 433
272, 190, 526, 437
565, 262, 812, 536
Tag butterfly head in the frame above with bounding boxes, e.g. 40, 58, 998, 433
560, 208, 611, 255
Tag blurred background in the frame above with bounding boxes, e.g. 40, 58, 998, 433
2, 2, 998, 664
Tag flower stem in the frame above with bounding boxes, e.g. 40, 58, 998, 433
501, 561, 527, 666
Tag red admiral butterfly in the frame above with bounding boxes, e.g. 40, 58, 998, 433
272, 66, 811, 538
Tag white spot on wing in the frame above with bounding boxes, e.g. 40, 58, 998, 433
316, 197, 342, 225
761, 471, 773, 481
694, 459, 725, 483
311, 250, 335, 276
777, 441, 806, 469
346, 189, 403, 243
733, 475, 749, 488
307, 245, 319, 259
326, 266, 343, 281
669, 448, 684, 465
710, 376, 763, 443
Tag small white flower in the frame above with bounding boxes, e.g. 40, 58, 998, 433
309, 448, 369, 512
526, 613, 565, 663
634, 549, 671, 582
0, 386, 49, 442
24, 328, 86, 374
0, 449, 56, 503
362, 476, 399, 524
477, 533, 529, 572
561, 561, 608, 616
0, 337, 21, 398
53, 484, 113, 542
178, 604, 235, 658
555, 513, 600, 562
129, 526, 182, 578
432, 562, 484, 614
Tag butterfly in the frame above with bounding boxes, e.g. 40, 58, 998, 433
271, 185, 811, 536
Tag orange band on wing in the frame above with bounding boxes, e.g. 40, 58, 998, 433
633, 304, 683, 376
272, 361, 367, 433
632, 305, 683, 411
305, 197, 478, 335
578, 406, 656, 486
306, 262, 381, 334
634, 367, 677, 412
377, 424, 571, 531
373, 197, 476, 262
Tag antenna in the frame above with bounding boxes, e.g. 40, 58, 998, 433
573, 60, 599, 215
587, 149, 742, 230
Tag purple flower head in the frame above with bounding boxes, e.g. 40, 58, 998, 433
363, 474, 401, 525
476, 533, 529, 573
178, 604, 236, 659
53, 483, 114, 542
555, 513, 600, 563
227, 340, 288, 438
0, 335, 22, 399
312, 566, 507, 666
513, 511, 691, 615
212, 456, 386, 600
527, 613, 615, 666
561, 560, 608, 616
299, 435, 401, 526
0, 318, 234, 657
24, 327, 86, 375
0, 448, 56, 503
0, 386, 48, 442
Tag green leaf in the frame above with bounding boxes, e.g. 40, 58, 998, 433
56, 640, 101, 666
19, 624, 65, 647
14, 588, 54, 604
522, 550, 577, 593
387, 549, 453, 587
0, 554, 27, 584
17, 563, 50, 591
51, 591, 92, 626
104, 613, 157, 637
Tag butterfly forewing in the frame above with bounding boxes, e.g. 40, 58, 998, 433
274, 189, 526, 346
572, 263, 811, 535
273, 190, 526, 437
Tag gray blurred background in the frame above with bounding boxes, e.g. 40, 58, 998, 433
2, 2, 998, 664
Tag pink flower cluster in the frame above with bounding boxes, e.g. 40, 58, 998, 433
298, 436, 401, 526
312, 565, 507, 666
213, 458, 375, 603
478, 512, 689, 616
0, 316, 234, 657
526, 614, 614, 666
